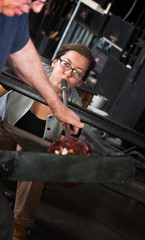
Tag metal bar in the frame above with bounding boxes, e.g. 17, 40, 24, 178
51, 0, 81, 60
61, 79, 71, 137
0, 72, 46, 104
1, 122, 50, 152
0, 72, 145, 150
69, 102, 145, 151
0, 150, 135, 183
102, 37, 123, 52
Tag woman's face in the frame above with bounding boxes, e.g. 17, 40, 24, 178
49, 50, 89, 97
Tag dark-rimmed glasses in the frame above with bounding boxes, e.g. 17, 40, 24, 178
59, 58, 84, 80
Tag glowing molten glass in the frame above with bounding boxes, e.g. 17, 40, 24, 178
47, 137, 92, 187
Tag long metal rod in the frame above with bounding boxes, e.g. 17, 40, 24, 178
0, 72, 145, 150
0, 71, 46, 103
61, 79, 71, 137
69, 102, 145, 150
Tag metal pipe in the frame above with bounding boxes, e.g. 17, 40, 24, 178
61, 79, 71, 137
51, 0, 81, 60
69, 101, 145, 150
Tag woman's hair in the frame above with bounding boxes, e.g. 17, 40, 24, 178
55, 43, 96, 81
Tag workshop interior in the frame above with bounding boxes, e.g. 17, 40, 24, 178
1, 0, 145, 239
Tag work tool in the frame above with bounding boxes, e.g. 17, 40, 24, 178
61, 79, 71, 137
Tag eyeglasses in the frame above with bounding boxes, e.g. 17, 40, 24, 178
59, 58, 84, 80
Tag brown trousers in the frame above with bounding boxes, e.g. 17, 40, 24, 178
14, 181, 44, 227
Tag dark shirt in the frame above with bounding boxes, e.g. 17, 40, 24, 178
15, 110, 45, 138
0, 14, 29, 72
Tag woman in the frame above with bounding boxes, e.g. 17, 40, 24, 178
0, 43, 95, 240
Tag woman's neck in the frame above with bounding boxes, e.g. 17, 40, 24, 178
30, 101, 52, 120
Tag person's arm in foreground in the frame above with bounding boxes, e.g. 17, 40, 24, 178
8, 39, 84, 132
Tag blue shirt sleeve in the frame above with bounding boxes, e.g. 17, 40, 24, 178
11, 13, 30, 53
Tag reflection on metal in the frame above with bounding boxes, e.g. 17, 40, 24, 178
0, 72, 145, 150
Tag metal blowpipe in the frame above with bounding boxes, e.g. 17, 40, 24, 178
61, 79, 71, 137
